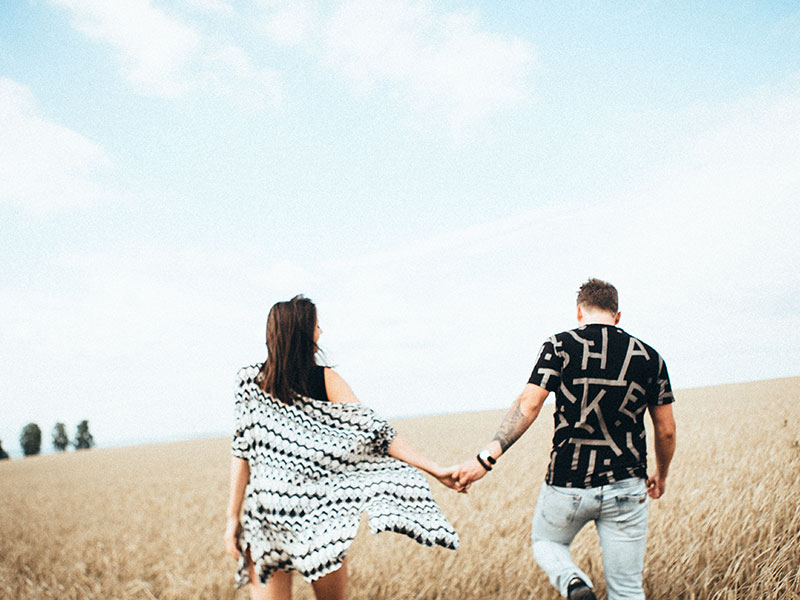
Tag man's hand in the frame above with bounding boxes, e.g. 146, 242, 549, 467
646, 470, 666, 499
452, 384, 548, 493
455, 457, 488, 493
224, 516, 242, 560
647, 403, 675, 500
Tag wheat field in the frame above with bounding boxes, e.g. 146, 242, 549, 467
2, 377, 799, 599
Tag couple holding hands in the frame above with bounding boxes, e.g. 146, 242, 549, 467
224, 279, 676, 600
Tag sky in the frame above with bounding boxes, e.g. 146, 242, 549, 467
2, 1, 799, 456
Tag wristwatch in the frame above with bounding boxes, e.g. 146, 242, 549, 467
476, 449, 497, 471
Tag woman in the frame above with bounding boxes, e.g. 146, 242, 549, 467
224, 295, 459, 600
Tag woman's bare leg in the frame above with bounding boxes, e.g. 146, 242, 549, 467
247, 558, 293, 600
310, 559, 348, 600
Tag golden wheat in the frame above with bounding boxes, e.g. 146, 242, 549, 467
2, 378, 799, 599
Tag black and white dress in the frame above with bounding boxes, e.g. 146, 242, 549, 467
231, 364, 459, 587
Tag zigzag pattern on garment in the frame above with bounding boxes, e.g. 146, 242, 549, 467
232, 364, 459, 588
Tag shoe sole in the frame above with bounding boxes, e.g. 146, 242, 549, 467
568, 588, 597, 600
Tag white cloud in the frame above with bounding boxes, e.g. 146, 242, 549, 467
50, 0, 529, 123
202, 45, 284, 108
0, 78, 112, 212
322, 0, 534, 132
3, 73, 798, 448
618, 79, 800, 289
50, 0, 201, 99
315, 78, 800, 401
0, 245, 260, 445
688, 85, 800, 199
182, 0, 233, 14
260, 0, 318, 46
330, 205, 569, 269
575, 80, 800, 385
48, 0, 282, 106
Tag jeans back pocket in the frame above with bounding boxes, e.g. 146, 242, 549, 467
540, 485, 583, 528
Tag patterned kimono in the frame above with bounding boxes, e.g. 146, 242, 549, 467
231, 365, 459, 587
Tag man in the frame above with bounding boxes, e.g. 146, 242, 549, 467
457, 278, 676, 600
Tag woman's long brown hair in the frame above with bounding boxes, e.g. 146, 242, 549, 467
258, 295, 319, 403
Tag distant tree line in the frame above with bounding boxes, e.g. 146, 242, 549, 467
0, 421, 95, 460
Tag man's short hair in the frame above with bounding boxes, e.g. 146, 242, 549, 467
576, 278, 618, 314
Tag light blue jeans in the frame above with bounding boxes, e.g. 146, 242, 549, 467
531, 478, 649, 600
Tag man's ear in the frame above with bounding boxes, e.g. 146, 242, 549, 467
614, 311, 621, 325
577, 304, 584, 323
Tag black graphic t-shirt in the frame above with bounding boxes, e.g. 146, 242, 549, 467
528, 324, 674, 488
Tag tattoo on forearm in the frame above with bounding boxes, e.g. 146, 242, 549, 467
492, 397, 528, 452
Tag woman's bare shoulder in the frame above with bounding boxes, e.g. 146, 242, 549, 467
323, 368, 360, 404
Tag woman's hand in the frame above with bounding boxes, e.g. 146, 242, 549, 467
224, 516, 242, 560
431, 464, 461, 490
386, 435, 461, 491
225, 457, 250, 560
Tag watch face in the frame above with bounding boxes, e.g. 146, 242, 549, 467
479, 450, 495, 464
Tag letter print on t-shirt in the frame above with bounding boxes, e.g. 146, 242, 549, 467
528, 324, 674, 488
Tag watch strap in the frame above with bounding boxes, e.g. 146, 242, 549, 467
476, 451, 493, 471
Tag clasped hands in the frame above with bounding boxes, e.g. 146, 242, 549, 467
432, 456, 490, 494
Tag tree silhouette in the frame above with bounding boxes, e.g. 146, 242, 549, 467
74, 420, 94, 450
52, 422, 69, 452
0, 439, 9, 460
20, 423, 42, 456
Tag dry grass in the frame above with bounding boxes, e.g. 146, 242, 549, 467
2, 377, 799, 599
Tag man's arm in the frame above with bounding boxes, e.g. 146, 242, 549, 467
456, 383, 549, 491
646, 403, 676, 499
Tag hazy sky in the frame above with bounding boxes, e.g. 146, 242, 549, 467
2, 1, 799, 454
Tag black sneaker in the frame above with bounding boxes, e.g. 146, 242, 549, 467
567, 577, 596, 600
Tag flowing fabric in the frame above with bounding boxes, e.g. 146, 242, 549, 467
232, 365, 459, 587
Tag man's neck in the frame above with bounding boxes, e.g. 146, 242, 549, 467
579, 313, 617, 326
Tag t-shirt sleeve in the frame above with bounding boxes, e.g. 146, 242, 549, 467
651, 354, 675, 406
528, 338, 562, 392
231, 372, 252, 460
